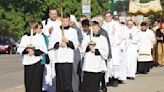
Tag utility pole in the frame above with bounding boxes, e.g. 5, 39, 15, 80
111, 0, 114, 15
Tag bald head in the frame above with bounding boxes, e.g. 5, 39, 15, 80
125, 16, 132, 25
127, 20, 134, 29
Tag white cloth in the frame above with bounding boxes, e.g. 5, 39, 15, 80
80, 29, 90, 59
102, 20, 121, 46
42, 63, 55, 86
42, 18, 61, 50
43, 50, 56, 86
42, 18, 61, 63
81, 35, 109, 73
118, 50, 127, 80
118, 25, 128, 81
17, 33, 47, 65
138, 29, 155, 62
106, 46, 121, 79
54, 27, 79, 63
42, 18, 61, 36
81, 29, 88, 40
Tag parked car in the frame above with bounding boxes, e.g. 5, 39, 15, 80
0, 37, 17, 54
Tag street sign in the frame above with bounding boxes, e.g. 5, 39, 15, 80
82, 0, 91, 15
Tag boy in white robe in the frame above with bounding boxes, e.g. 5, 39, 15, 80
53, 13, 79, 92
17, 20, 47, 92
81, 21, 108, 92
137, 22, 155, 74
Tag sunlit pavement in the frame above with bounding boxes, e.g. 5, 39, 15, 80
1, 55, 164, 92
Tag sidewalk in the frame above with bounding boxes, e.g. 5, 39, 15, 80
2, 85, 24, 92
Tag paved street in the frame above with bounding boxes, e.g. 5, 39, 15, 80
109, 67, 164, 92
0, 55, 23, 92
0, 54, 164, 92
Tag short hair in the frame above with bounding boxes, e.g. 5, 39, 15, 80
120, 22, 125, 25
28, 20, 39, 30
81, 15, 87, 18
49, 5, 57, 11
141, 22, 147, 26
82, 19, 90, 26
104, 11, 112, 16
157, 19, 164, 25
114, 15, 119, 17
92, 21, 99, 27
63, 13, 70, 18
38, 21, 43, 29
114, 15, 119, 20
133, 22, 137, 26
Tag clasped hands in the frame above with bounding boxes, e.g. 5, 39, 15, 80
26, 48, 35, 56
49, 27, 53, 34
60, 37, 69, 48
88, 43, 96, 53
129, 33, 132, 39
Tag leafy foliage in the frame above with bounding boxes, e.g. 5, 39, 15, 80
0, 0, 163, 40
140, 0, 151, 3
0, 0, 110, 40
115, 0, 129, 13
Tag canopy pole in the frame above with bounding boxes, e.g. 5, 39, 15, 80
60, 0, 65, 37
160, 12, 163, 28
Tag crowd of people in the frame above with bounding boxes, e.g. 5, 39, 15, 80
17, 5, 164, 92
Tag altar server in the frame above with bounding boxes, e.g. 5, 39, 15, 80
17, 20, 47, 92
81, 21, 108, 92
137, 22, 155, 74
53, 13, 79, 92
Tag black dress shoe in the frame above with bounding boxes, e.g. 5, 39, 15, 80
118, 80, 125, 84
127, 77, 135, 80
42, 91, 48, 92
143, 72, 148, 74
112, 78, 118, 87
127, 77, 131, 79
130, 77, 135, 80
101, 88, 107, 92
106, 77, 113, 87
106, 82, 112, 87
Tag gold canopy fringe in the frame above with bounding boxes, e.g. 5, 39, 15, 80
129, 0, 163, 15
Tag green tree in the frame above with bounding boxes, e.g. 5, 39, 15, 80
91, 0, 110, 17
147, 0, 164, 23
115, 0, 129, 13
0, 0, 111, 40
0, 0, 52, 40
